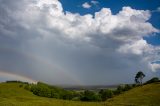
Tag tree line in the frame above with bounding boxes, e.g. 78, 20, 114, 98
11, 71, 160, 102
21, 81, 136, 101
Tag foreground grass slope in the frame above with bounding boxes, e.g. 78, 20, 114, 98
106, 82, 160, 106
0, 83, 102, 106
0, 82, 160, 106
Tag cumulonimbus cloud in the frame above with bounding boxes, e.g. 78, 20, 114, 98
0, 0, 159, 85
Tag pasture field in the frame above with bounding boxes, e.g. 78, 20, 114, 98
0, 82, 160, 106
106, 82, 160, 106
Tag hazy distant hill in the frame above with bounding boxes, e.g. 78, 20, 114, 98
63, 85, 118, 90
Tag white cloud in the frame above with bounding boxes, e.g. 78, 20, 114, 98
117, 39, 150, 55
91, 0, 99, 5
82, 2, 91, 9
34, 0, 63, 16
0, 0, 159, 85
151, 63, 160, 72
157, 7, 160, 12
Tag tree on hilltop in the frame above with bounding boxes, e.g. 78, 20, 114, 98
135, 71, 145, 85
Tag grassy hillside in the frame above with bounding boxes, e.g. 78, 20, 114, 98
106, 82, 160, 106
0, 83, 102, 106
0, 82, 160, 106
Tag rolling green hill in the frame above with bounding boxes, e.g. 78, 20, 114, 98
0, 82, 160, 106
0, 82, 102, 106
106, 82, 160, 106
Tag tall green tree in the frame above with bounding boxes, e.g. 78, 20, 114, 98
135, 71, 145, 85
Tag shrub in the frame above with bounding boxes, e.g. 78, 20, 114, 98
114, 85, 123, 94
145, 77, 159, 84
123, 84, 132, 91
99, 89, 113, 101
81, 90, 101, 101
24, 84, 31, 90
19, 84, 23, 88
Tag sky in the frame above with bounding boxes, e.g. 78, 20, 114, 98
0, 0, 160, 85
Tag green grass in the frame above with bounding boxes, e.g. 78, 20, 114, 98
0, 83, 102, 106
106, 82, 160, 106
0, 82, 160, 106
